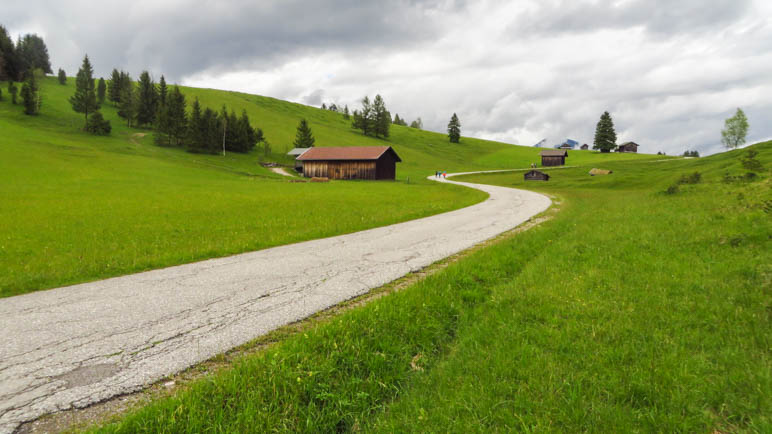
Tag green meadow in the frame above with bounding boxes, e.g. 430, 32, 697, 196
91, 142, 770, 432
0, 77, 654, 297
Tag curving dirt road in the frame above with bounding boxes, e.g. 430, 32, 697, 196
0, 173, 550, 432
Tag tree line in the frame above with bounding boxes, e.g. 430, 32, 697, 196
0, 25, 52, 81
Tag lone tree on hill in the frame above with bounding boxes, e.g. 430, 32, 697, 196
57, 68, 66, 84
70, 55, 99, 129
293, 118, 315, 148
448, 113, 461, 143
593, 111, 617, 153
97, 77, 106, 104
410, 117, 423, 129
721, 108, 749, 149
342, 105, 350, 119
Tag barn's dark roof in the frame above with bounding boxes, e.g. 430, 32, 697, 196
540, 150, 568, 157
525, 170, 548, 176
619, 141, 639, 147
297, 146, 402, 162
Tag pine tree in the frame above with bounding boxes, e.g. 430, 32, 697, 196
118, 78, 136, 127
135, 71, 158, 127
186, 97, 204, 152
97, 78, 106, 104
373, 94, 390, 138
352, 96, 373, 136
167, 86, 187, 147
157, 75, 168, 108
343, 105, 350, 120
15, 34, 52, 75
0, 25, 20, 81
593, 111, 617, 152
69, 55, 99, 129
20, 72, 40, 115
57, 68, 66, 85
293, 118, 315, 148
108, 69, 122, 104
447, 113, 461, 143
85, 111, 111, 135
410, 117, 423, 129
8, 81, 18, 104
321, 103, 327, 110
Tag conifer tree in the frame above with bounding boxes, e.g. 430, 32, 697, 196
373, 94, 390, 138
343, 105, 350, 120
352, 96, 373, 136
118, 77, 136, 127
293, 118, 315, 148
108, 69, 122, 104
57, 68, 66, 85
157, 75, 167, 110
8, 81, 18, 104
593, 111, 617, 152
97, 78, 106, 104
0, 88, 3, 101
410, 117, 423, 129
186, 97, 204, 152
167, 86, 187, 147
0, 25, 19, 81
69, 55, 99, 129
447, 113, 461, 143
135, 71, 158, 127
20, 72, 40, 115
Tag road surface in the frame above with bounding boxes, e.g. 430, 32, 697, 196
0, 173, 550, 432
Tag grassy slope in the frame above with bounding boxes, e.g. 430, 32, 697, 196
0, 77, 655, 297
93, 143, 770, 432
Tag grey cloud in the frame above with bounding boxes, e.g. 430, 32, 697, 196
510, 0, 752, 37
302, 89, 325, 106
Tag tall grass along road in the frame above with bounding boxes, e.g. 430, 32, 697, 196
0, 175, 550, 433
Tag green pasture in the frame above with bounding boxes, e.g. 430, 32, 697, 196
91, 143, 770, 432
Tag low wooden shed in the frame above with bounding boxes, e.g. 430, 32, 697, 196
287, 147, 311, 172
524, 170, 550, 181
540, 149, 568, 167
616, 142, 639, 153
296, 146, 402, 180
580, 144, 589, 150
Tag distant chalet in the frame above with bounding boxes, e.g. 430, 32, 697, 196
524, 170, 550, 181
580, 144, 589, 150
540, 149, 568, 167
616, 142, 639, 153
296, 146, 402, 180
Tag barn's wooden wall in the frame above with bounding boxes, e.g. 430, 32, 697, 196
541, 156, 565, 166
303, 161, 378, 179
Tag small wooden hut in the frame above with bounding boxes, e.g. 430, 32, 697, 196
296, 146, 402, 180
287, 148, 311, 172
524, 170, 550, 181
616, 142, 639, 153
580, 144, 589, 150
540, 149, 568, 167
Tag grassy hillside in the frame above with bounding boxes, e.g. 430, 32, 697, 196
0, 77, 656, 297
91, 142, 770, 432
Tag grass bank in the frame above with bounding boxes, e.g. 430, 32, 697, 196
90, 143, 770, 432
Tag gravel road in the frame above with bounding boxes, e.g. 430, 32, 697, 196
0, 173, 550, 432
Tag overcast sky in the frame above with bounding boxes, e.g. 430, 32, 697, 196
6, 0, 772, 154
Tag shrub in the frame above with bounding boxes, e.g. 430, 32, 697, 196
741, 150, 763, 171
85, 111, 112, 135
677, 171, 702, 185
664, 184, 679, 195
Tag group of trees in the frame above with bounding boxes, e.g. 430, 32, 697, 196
351, 95, 391, 138
70, 56, 109, 133
0, 25, 51, 81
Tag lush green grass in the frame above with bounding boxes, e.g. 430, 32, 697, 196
91, 143, 770, 432
0, 76, 658, 297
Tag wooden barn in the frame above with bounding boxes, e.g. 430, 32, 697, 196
296, 146, 402, 180
540, 149, 568, 167
524, 170, 550, 181
580, 144, 589, 150
616, 141, 639, 153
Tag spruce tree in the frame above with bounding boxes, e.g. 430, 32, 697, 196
0, 25, 19, 81
593, 111, 617, 152
186, 97, 204, 152
69, 55, 99, 129
343, 105, 350, 120
118, 77, 136, 127
352, 96, 373, 136
97, 78, 106, 104
293, 118, 315, 148
108, 69, 121, 104
135, 71, 158, 127
167, 86, 187, 147
372, 95, 390, 138
447, 113, 461, 143
20, 72, 40, 115
57, 68, 66, 85
8, 81, 18, 104
158, 75, 167, 108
